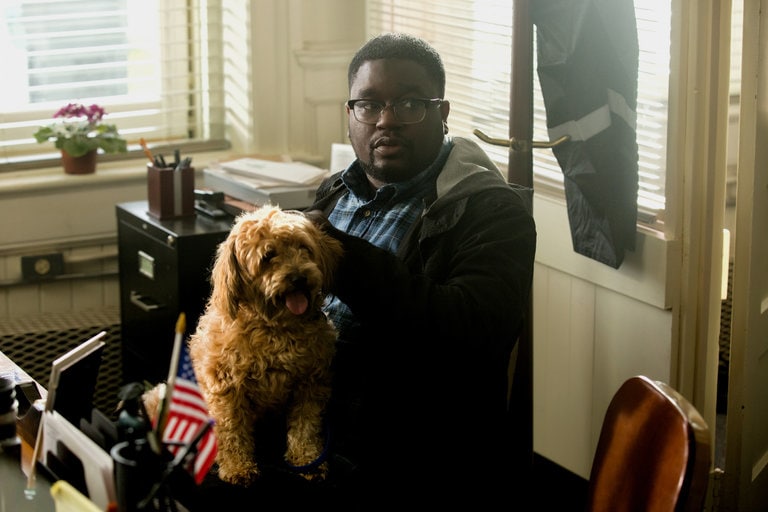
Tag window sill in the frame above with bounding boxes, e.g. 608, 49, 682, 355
0, 150, 233, 250
533, 193, 676, 310
0, 150, 231, 198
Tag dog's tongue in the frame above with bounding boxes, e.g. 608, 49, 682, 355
285, 291, 309, 315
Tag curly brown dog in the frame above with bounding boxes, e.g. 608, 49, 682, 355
187, 205, 342, 487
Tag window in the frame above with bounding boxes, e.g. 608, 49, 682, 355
368, 0, 671, 222
0, 0, 226, 171
729, 0, 742, 99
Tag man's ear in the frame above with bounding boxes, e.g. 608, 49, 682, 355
440, 100, 450, 134
440, 99, 451, 122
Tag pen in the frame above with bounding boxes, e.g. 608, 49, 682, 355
175, 156, 192, 171
139, 392, 162, 455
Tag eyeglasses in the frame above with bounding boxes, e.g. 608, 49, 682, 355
346, 98, 443, 125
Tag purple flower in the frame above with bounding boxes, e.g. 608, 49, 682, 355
53, 103, 106, 124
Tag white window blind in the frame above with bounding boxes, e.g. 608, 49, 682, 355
0, 0, 226, 170
729, 0, 742, 98
368, 0, 671, 221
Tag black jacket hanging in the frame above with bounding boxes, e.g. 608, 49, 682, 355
532, 0, 639, 268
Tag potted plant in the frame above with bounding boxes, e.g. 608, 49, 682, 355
33, 102, 127, 174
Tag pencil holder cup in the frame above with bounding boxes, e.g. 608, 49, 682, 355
0, 377, 17, 446
111, 440, 163, 512
147, 163, 195, 220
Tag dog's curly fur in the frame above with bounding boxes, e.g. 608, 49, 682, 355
188, 205, 343, 487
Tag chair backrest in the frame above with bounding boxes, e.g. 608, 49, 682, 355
586, 375, 711, 512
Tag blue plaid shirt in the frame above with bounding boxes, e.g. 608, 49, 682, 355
324, 139, 453, 336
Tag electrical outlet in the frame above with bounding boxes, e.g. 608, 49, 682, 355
21, 253, 65, 281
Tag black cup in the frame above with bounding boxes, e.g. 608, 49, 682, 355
0, 377, 18, 446
111, 440, 164, 511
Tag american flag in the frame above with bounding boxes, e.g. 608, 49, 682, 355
160, 343, 217, 484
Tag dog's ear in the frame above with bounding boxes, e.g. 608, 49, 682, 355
209, 235, 245, 319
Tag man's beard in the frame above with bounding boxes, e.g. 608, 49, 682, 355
359, 157, 385, 183
359, 147, 411, 184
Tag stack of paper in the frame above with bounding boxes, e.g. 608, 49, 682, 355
219, 158, 329, 186
41, 410, 115, 510
203, 158, 330, 209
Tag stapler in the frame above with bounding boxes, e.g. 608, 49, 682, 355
194, 189, 229, 218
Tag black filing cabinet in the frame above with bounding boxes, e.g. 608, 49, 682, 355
116, 200, 233, 385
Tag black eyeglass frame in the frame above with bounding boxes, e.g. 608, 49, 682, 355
345, 98, 443, 125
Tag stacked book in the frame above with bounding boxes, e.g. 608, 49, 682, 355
203, 158, 331, 210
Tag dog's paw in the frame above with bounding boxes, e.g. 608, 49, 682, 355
217, 461, 261, 487
297, 461, 328, 482
286, 451, 329, 481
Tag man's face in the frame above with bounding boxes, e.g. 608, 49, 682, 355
347, 59, 449, 185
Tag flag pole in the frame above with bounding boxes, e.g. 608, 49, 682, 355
138, 419, 215, 510
156, 313, 186, 440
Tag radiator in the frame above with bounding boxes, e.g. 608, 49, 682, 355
717, 261, 734, 415
0, 306, 122, 421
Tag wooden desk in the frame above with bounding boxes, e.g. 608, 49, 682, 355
0, 350, 45, 395
0, 350, 54, 511
0, 455, 55, 511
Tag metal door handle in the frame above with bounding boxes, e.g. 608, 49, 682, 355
473, 129, 570, 151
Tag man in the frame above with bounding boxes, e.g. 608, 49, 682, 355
307, 33, 537, 506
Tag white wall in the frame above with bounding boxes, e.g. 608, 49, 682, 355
0, 161, 147, 317
532, 195, 674, 477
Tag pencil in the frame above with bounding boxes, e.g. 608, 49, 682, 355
140, 138, 154, 164
25, 419, 42, 497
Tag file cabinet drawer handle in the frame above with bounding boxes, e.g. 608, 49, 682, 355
130, 290, 163, 312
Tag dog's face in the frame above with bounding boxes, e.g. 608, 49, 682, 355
210, 205, 343, 320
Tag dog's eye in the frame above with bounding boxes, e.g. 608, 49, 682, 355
261, 249, 277, 265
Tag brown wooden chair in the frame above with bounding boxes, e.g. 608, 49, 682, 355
586, 375, 711, 512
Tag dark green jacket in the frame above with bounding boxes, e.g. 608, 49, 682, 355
310, 136, 537, 505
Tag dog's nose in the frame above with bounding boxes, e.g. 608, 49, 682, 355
291, 275, 308, 290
